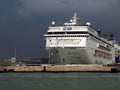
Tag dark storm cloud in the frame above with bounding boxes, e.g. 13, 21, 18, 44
0, 0, 45, 59
18, 0, 120, 35
18, 0, 119, 14
18, 0, 120, 31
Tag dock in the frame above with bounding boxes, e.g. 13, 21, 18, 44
0, 64, 120, 72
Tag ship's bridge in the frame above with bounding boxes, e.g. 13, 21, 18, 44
46, 25, 98, 37
47, 12, 98, 37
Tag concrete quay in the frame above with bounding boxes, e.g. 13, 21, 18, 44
45, 65, 112, 72
0, 64, 120, 72
0, 66, 45, 72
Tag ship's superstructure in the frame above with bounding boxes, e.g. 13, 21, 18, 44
44, 13, 115, 65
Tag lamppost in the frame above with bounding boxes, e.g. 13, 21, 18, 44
48, 48, 51, 65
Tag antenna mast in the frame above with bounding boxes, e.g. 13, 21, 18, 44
70, 12, 79, 24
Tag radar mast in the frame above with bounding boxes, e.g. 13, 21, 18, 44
64, 12, 79, 25
70, 12, 79, 24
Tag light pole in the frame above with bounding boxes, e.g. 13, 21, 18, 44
14, 48, 16, 59
48, 49, 51, 65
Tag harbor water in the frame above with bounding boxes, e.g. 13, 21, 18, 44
0, 72, 120, 90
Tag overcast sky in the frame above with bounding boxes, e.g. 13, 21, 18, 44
0, 0, 120, 60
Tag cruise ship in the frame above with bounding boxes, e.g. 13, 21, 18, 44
44, 13, 115, 65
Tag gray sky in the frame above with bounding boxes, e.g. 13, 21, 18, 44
0, 0, 120, 59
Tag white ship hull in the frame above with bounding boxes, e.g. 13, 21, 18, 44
44, 13, 115, 65
47, 47, 92, 64
47, 46, 114, 65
